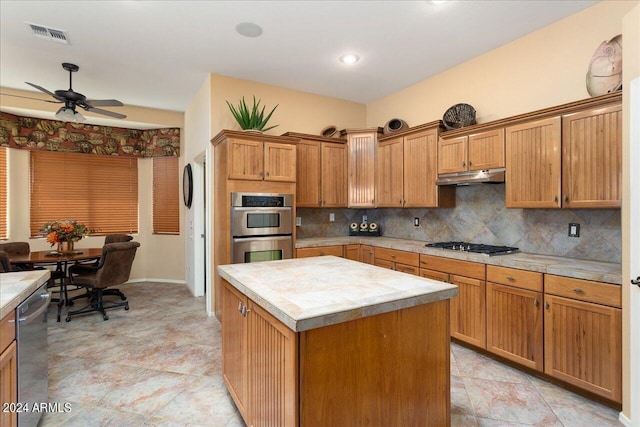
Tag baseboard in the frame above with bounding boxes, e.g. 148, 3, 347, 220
619, 412, 631, 427
126, 278, 187, 285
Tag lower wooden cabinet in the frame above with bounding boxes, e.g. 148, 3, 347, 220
344, 244, 360, 261
296, 245, 344, 258
0, 312, 17, 427
359, 245, 375, 265
544, 275, 622, 403
486, 266, 544, 371
222, 280, 297, 426
374, 247, 419, 275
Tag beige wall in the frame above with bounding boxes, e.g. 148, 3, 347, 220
367, 1, 636, 127
622, 3, 640, 424
0, 90, 186, 282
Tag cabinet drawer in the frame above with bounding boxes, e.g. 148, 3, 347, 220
374, 248, 419, 267
419, 255, 485, 280
487, 265, 543, 292
1, 311, 15, 353
296, 246, 344, 258
545, 275, 621, 308
420, 269, 450, 283
395, 264, 419, 276
374, 259, 394, 270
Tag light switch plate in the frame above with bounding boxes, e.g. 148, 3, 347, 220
329, 213, 335, 222
296, 217, 302, 226
414, 217, 420, 227
568, 223, 580, 237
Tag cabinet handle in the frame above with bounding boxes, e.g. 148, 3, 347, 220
462, 161, 466, 167
545, 302, 550, 310
259, 171, 264, 177
632, 276, 640, 287
534, 298, 539, 307
506, 275, 515, 281
554, 196, 558, 203
573, 288, 585, 294
265, 171, 270, 177
564, 195, 569, 202
241, 305, 251, 317
238, 302, 243, 313
469, 161, 472, 166
391, 255, 396, 259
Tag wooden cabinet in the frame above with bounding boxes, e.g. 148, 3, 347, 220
438, 128, 505, 175
222, 280, 297, 426
344, 244, 360, 261
345, 129, 378, 208
505, 116, 562, 208
1, 312, 17, 427
486, 266, 543, 371
374, 247, 419, 275
562, 104, 622, 208
419, 255, 486, 348
228, 138, 296, 182
544, 275, 621, 403
360, 244, 375, 265
378, 126, 454, 208
296, 245, 344, 258
293, 135, 347, 207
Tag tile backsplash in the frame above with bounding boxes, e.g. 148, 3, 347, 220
296, 184, 621, 263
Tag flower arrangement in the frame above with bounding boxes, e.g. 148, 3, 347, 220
42, 220, 91, 246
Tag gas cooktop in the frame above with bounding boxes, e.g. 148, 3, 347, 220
425, 241, 519, 256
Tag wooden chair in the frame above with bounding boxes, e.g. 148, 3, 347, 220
104, 234, 133, 244
66, 241, 140, 321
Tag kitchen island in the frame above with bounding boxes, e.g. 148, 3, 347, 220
217, 256, 458, 427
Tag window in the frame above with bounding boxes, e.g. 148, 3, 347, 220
30, 151, 138, 236
153, 156, 180, 234
0, 148, 6, 239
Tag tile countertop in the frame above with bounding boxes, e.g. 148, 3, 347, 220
217, 256, 458, 332
0, 270, 51, 319
296, 237, 622, 285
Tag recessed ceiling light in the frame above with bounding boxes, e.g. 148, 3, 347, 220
235, 22, 263, 38
339, 54, 360, 65
431, 0, 449, 4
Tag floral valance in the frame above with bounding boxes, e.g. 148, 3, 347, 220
0, 112, 180, 157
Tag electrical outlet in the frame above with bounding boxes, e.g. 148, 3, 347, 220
296, 217, 302, 226
362, 215, 367, 224
414, 217, 420, 227
329, 212, 335, 222
568, 223, 580, 237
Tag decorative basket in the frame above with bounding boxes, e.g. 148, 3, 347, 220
442, 103, 477, 130
383, 118, 408, 134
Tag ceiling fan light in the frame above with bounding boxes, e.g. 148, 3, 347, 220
73, 111, 85, 122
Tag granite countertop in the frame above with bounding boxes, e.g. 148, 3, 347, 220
0, 270, 51, 319
295, 237, 622, 285
217, 256, 458, 332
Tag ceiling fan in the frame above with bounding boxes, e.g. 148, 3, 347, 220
23, 62, 127, 121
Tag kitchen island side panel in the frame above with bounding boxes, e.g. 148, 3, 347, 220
299, 299, 451, 426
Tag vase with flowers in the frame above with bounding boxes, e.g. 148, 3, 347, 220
42, 220, 91, 253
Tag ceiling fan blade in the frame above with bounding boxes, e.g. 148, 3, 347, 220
85, 99, 124, 107
83, 105, 127, 119
0, 93, 62, 103
25, 82, 63, 101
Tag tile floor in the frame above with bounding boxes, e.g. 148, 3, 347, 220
40, 282, 622, 426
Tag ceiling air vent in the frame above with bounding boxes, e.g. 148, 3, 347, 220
26, 22, 69, 44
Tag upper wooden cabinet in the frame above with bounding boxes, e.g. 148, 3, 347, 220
378, 126, 455, 208
506, 116, 562, 208
228, 138, 296, 182
438, 128, 505, 175
345, 129, 379, 208
562, 104, 622, 208
290, 134, 348, 208
505, 94, 621, 209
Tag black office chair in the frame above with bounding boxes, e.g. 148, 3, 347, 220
66, 241, 140, 321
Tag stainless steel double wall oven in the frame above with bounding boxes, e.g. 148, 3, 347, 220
231, 192, 293, 263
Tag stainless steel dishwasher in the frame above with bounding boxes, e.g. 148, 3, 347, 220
16, 283, 50, 427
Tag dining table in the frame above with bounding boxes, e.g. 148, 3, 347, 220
8, 248, 103, 321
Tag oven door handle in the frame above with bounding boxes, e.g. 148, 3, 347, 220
17, 294, 51, 326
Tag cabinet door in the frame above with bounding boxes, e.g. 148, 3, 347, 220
360, 245, 375, 265
544, 294, 622, 403
562, 104, 622, 208
0, 341, 17, 427
468, 128, 505, 171
228, 139, 264, 180
222, 281, 249, 421
321, 143, 348, 207
377, 137, 404, 207
486, 283, 543, 371
505, 117, 561, 208
247, 300, 297, 427
450, 275, 486, 348
296, 140, 321, 207
265, 142, 296, 182
347, 132, 377, 208
296, 246, 344, 258
438, 135, 467, 174
404, 129, 441, 207
344, 244, 360, 261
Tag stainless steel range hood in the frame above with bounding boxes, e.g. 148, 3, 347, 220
436, 168, 505, 186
